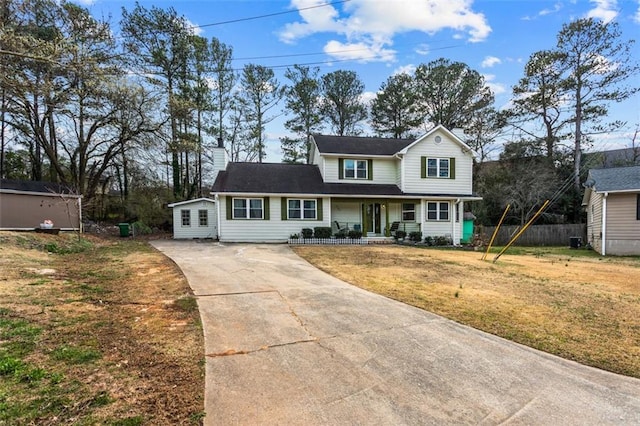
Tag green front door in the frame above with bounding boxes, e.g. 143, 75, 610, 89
366, 203, 382, 235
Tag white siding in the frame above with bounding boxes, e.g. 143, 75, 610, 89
331, 201, 362, 232
587, 191, 603, 253
402, 130, 474, 195
219, 196, 332, 242
310, 144, 325, 180
606, 193, 640, 240
171, 200, 217, 239
322, 157, 399, 184
419, 200, 461, 244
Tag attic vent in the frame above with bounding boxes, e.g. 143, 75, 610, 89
434, 136, 442, 144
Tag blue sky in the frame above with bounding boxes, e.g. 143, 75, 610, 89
77, 0, 640, 161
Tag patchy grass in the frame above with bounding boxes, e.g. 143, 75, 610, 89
293, 245, 640, 378
0, 232, 204, 425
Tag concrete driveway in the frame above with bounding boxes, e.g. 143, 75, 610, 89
151, 241, 640, 425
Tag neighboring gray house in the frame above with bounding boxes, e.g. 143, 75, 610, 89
210, 125, 481, 243
582, 166, 640, 255
167, 198, 217, 239
0, 179, 82, 231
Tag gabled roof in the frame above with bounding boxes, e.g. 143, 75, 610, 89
312, 134, 413, 156
584, 166, 640, 193
167, 197, 216, 208
211, 162, 479, 199
212, 163, 325, 194
398, 124, 475, 156
0, 179, 81, 197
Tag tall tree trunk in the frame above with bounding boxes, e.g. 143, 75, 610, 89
0, 88, 5, 179
197, 109, 202, 197
573, 84, 582, 192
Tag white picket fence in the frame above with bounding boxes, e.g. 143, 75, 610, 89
288, 238, 369, 245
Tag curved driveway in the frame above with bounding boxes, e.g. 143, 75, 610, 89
151, 241, 640, 425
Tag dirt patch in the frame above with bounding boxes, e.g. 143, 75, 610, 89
0, 232, 204, 425
293, 245, 640, 378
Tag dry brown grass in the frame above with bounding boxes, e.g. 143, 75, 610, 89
0, 232, 204, 425
293, 245, 640, 378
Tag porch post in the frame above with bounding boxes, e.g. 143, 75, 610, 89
384, 200, 390, 237
361, 202, 367, 236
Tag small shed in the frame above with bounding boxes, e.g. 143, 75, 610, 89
168, 198, 217, 239
583, 166, 640, 255
0, 179, 82, 231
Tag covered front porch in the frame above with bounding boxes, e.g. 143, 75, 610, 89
331, 198, 421, 238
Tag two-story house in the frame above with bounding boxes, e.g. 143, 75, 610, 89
207, 125, 480, 243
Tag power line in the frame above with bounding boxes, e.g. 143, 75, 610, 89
193, 0, 351, 29
232, 41, 460, 62
230, 44, 462, 71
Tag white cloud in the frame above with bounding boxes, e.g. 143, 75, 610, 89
361, 91, 377, 105
483, 74, 506, 95
586, 0, 618, 23
72, 0, 96, 5
393, 64, 416, 76
185, 19, 204, 36
481, 56, 501, 68
539, 2, 563, 16
634, 1, 640, 24
323, 40, 396, 62
279, 0, 491, 63
415, 43, 430, 56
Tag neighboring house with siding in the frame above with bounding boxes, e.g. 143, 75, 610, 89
168, 198, 217, 239
210, 125, 480, 243
0, 179, 82, 231
582, 166, 640, 255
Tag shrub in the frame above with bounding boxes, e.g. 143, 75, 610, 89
132, 221, 152, 235
424, 236, 434, 246
408, 231, 422, 242
348, 230, 362, 239
395, 230, 407, 240
301, 228, 313, 239
289, 233, 299, 239
334, 230, 347, 239
434, 235, 452, 246
313, 227, 332, 239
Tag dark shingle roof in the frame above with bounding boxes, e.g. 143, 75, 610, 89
585, 166, 640, 192
211, 163, 477, 198
212, 163, 325, 194
313, 134, 413, 156
0, 179, 79, 195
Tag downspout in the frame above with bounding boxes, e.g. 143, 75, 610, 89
601, 192, 608, 256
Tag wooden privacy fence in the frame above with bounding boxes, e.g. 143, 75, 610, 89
480, 224, 587, 246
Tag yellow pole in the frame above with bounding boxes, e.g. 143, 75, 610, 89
493, 200, 550, 263
482, 204, 510, 260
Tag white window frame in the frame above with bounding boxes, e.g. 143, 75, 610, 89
198, 209, 208, 227
402, 203, 416, 222
344, 159, 368, 179
427, 158, 450, 178
426, 202, 450, 221
288, 199, 317, 220
181, 210, 191, 227
233, 198, 264, 219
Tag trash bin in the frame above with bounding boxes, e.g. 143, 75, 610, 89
118, 223, 130, 237
569, 236, 581, 249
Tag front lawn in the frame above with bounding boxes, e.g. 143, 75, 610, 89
293, 245, 640, 378
0, 232, 204, 425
